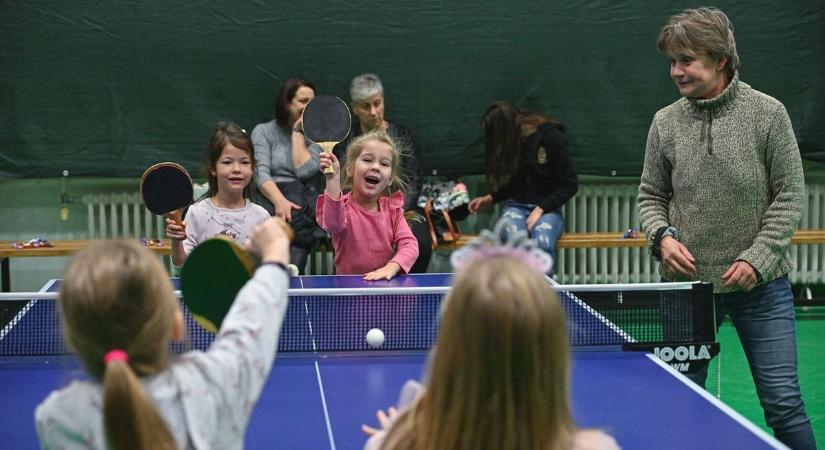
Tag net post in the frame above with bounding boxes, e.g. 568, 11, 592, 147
691, 282, 716, 342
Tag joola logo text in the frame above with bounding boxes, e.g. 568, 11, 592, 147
653, 345, 712, 363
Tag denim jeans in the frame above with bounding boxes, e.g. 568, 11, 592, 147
499, 200, 564, 275
683, 275, 816, 450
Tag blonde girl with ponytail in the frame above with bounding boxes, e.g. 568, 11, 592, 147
36, 218, 292, 450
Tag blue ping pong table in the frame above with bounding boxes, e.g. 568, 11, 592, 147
0, 274, 786, 450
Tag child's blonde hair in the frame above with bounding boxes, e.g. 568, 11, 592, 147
382, 255, 574, 450
59, 240, 179, 450
343, 130, 408, 194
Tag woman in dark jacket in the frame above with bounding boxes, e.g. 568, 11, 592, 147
468, 101, 578, 275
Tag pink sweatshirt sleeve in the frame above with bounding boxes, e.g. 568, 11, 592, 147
316, 193, 347, 235
388, 192, 419, 273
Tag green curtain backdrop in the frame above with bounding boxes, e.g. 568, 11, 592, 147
2, 1, 823, 178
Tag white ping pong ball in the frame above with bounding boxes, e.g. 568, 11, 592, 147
367, 328, 385, 348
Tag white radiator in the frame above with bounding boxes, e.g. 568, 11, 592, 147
556, 184, 657, 284
83, 185, 825, 283
557, 183, 825, 285
82, 193, 166, 239
82, 193, 172, 271
792, 183, 824, 284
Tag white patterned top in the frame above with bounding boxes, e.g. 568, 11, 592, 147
182, 197, 270, 255
35, 265, 290, 450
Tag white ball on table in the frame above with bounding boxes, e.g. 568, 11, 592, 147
366, 328, 385, 348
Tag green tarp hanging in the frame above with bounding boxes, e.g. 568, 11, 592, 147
2, 1, 823, 178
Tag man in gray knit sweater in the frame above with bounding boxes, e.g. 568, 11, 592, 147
638, 7, 816, 449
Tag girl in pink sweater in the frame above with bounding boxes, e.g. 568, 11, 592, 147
316, 131, 419, 280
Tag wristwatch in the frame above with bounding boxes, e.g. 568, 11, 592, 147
661, 226, 679, 241
651, 225, 679, 260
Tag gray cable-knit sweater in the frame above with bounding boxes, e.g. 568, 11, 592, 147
638, 73, 804, 292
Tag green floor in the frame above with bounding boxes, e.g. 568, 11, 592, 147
717, 306, 824, 445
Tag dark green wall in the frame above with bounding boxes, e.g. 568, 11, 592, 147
2, 1, 823, 178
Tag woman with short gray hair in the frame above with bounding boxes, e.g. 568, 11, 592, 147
639, 7, 815, 449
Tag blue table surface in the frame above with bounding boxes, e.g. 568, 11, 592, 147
0, 351, 783, 450
0, 274, 784, 450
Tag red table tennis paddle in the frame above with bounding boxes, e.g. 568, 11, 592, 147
140, 162, 193, 224
302, 95, 351, 174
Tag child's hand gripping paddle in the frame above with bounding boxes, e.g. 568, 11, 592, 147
302, 95, 351, 174
181, 222, 295, 333
140, 162, 194, 224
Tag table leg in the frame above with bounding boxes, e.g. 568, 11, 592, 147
1, 257, 9, 292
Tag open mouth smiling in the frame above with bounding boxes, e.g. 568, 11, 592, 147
365, 175, 381, 185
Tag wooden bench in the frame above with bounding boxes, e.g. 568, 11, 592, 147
440, 229, 825, 250
0, 239, 172, 292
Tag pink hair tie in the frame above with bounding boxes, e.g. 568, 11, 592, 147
103, 349, 129, 365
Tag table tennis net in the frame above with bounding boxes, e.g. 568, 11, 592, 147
0, 282, 714, 356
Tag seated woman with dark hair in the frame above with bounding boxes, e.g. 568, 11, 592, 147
251, 77, 326, 273
468, 101, 579, 276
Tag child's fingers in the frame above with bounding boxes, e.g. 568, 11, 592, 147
249, 217, 291, 256
376, 409, 389, 427
364, 269, 391, 281
360, 407, 396, 436
263, 217, 290, 239
166, 222, 181, 232
362, 271, 379, 281
387, 406, 399, 419
319, 158, 335, 174
320, 153, 340, 173
165, 219, 186, 240
361, 424, 379, 436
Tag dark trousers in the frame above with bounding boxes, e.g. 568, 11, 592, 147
409, 219, 432, 273
673, 276, 816, 450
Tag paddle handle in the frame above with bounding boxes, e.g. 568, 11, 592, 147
319, 142, 336, 174
166, 209, 183, 226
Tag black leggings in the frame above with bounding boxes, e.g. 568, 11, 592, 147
409, 220, 432, 273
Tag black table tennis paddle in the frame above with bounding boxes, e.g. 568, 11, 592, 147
302, 95, 351, 174
140, 162, 193, 224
